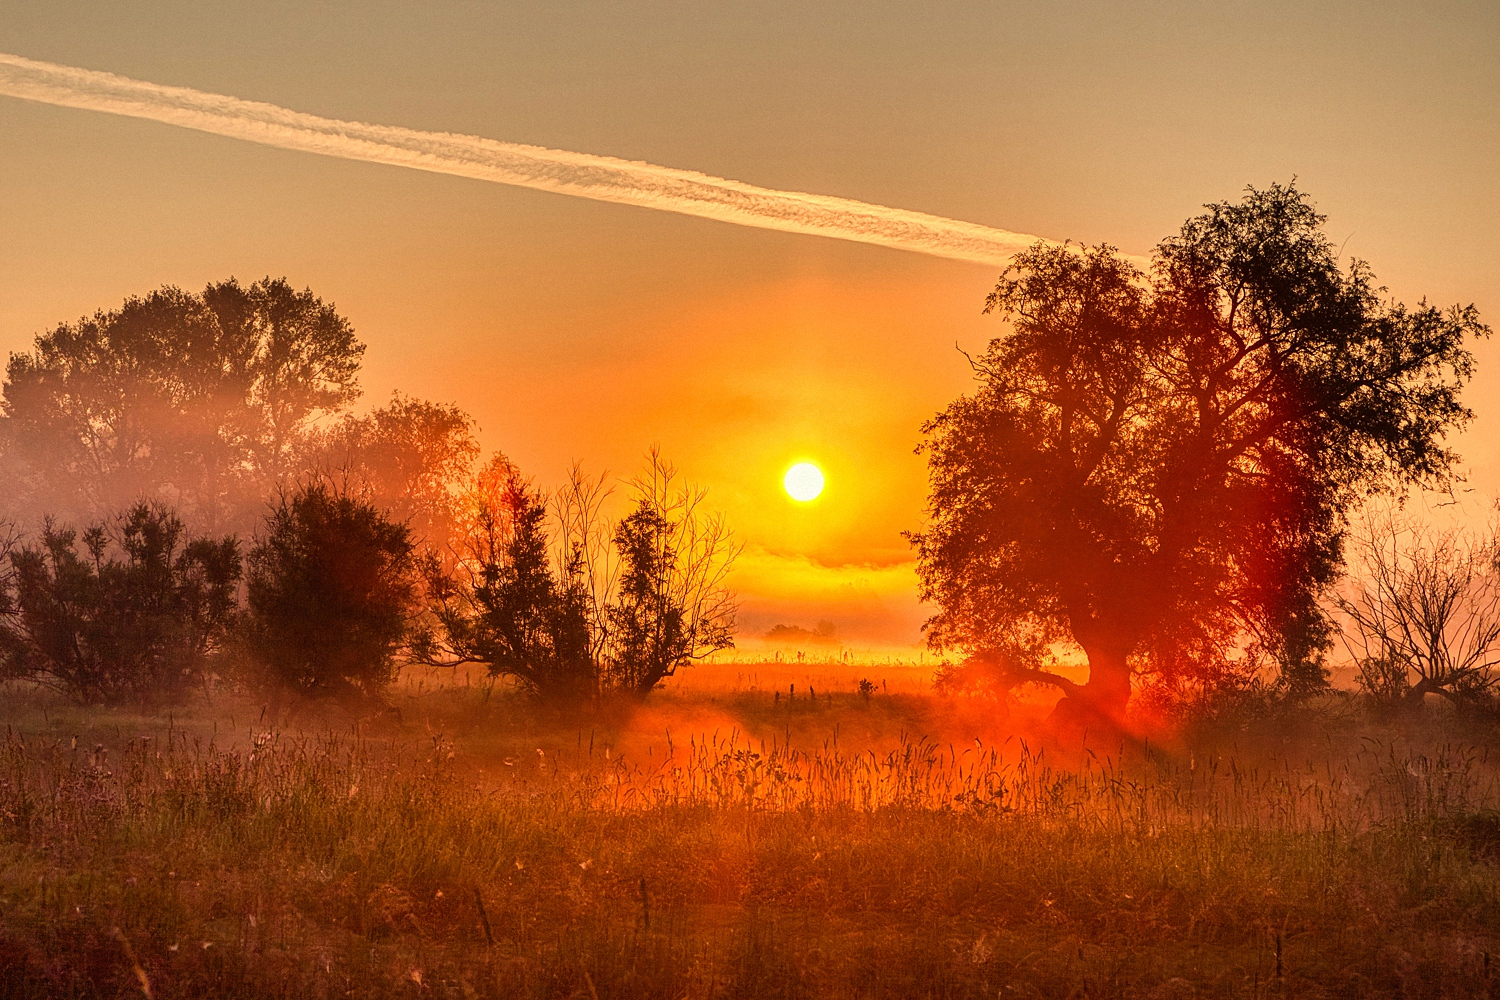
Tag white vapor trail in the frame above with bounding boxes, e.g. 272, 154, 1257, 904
0, 52, 1049, 267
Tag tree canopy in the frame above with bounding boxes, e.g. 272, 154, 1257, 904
1, 277, 363, 531
911, 183, 1489, 721
294, 391, 480, 552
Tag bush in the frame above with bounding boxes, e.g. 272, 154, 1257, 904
0, 504, 240, 704
428, 464, 597, 704
244, 482, 421, 698
427, 452, 736, 705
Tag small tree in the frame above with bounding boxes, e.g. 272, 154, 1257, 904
0, 504, 240, 704
244, 482, 420, 699
600, 455, 736, 697
426, 452, 737, 704
1338, 508, 1500, 710
430, 462, 596, 703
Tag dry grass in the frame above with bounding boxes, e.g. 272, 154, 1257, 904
2, 672, 1500, 998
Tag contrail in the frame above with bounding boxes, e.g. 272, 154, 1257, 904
0, 52, 1049, 267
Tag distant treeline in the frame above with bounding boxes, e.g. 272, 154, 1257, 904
0, 279, 735, 708
0, 277, 479, 546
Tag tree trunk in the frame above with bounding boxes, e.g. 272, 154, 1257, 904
1402, 676, 1458, 710
1053, 643, 1132, 726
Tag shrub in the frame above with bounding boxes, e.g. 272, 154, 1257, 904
244, 482, 421, 698
427, 451, 736, 705
430, 465, 596, 704
0, 503, 240, 704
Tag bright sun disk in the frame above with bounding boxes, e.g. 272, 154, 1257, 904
783, 462, 825, 501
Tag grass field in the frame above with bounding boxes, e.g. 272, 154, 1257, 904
3, 665, 1500, 998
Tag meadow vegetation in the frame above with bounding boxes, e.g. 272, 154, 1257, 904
3, 675, 1500, 998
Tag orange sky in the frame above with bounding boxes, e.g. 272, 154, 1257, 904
1, 2, 1496, 651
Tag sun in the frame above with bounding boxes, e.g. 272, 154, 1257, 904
783, 462, 825, 502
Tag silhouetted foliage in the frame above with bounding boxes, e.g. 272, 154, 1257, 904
429, 462, 596, 704
428, 452, 736, 704
932, 651, 1025, 704
912, 183, 1489, 722
0, 504, 240, 704
600, 457, 737, 696
0, 277, 363, 532
294, 391, 479, 552
244, 482, 421, 699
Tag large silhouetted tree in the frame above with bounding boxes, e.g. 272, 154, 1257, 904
912, 183, 1488, 722
0, 278, 363, 531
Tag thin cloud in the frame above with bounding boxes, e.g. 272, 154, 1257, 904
0, 51, 1049, 266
